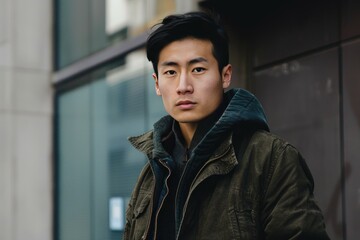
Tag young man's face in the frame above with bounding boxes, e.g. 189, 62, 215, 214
153, 37, 232, 124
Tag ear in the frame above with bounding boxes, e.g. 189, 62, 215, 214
222, 64, 232, 89
153, 73, 161, 96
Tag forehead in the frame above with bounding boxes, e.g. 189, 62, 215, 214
158, 38, 214, 64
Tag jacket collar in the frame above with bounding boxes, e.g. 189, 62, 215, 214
128, 88, 269, 159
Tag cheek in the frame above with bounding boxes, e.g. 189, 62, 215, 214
158, 89, 172, 106
157, 80, 171, 91
201, 79, 224, 96
160, 96, 174, 115
157, 84, 168, 97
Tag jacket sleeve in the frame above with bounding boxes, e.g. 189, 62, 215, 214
261, 142, 330, 240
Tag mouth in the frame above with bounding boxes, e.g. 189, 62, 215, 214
176, 100, 196, 109
176, 100, 195, 105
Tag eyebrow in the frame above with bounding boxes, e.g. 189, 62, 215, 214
160, 57, 208, 67
189, 57, 208, 65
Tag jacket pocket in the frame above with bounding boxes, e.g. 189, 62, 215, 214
128, 194, 151, 240
134, 194, 151, 218
229, 207, 257, 239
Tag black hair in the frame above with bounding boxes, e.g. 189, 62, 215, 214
146, 11, 229, 76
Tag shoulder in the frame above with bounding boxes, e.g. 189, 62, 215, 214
244, 129, 309, 179
250, 130, 289, 146
246, 130, 314, 190
248, 130, 299, 158
232, 128, 297, 166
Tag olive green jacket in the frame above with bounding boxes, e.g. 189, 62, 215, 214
124, 89, 329, 240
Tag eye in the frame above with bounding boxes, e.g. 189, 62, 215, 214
193, 67, 205, 73
164, 70, 176, 76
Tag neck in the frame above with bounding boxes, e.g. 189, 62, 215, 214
178, 122, 198, 148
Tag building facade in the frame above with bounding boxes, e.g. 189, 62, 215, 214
0, 0, 359, 239
0, 0, 53, 239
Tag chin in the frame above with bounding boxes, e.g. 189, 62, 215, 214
173, 115, 205, 124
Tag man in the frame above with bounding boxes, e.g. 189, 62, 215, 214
124, 11, 329, 240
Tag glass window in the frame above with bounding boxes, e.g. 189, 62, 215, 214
55, 0, 176, 70
56, 49, 166, 240
56, 0, 104, 69
58, 84, 92, 240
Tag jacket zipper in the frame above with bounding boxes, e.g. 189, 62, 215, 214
152, 159, 171, 240
175, 145, 232, 239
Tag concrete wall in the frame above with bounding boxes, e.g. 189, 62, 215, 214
0, 0, 53, 239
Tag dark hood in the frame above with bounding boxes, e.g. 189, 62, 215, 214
129, 88, 269, 159
187, 87, 269, 158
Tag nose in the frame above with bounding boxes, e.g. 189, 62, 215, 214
176, 73, 193, 94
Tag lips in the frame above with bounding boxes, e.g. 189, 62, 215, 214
176, 100, 195, 106
176, 100, 196, 109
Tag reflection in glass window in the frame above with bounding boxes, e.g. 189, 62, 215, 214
56, 49, 166, 240
106, 0, 128, 35
56, 0, 177, 70
106, 0, 128, 44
